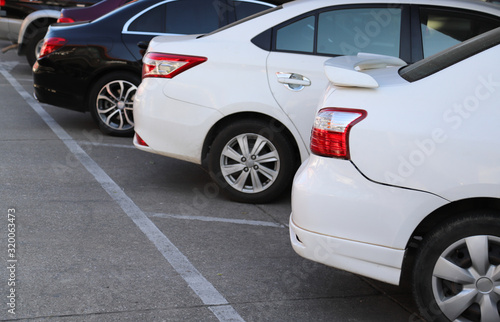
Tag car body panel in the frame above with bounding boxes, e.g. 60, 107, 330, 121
290, 27, 500, 286
328, 48, 500, 200
135, 0, 500, 164
59, 0, 130, 22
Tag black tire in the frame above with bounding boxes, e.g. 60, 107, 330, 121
26, 27, 47, 67
208, 119, 297, 204
412, 213, 500, 322
88, 72, 140, 137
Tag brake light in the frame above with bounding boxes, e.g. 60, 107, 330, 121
310, 108, 366, 159
142, 52, 207, 79
57, 16, 75, 23
39, 37, 67, 58
0, 0, 5, 7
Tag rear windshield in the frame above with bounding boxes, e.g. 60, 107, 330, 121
400, 26, 500, 82
202, 5, 283, 37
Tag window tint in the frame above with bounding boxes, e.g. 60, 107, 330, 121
420, 7, 500, 57
317, 8, 402, 56
276, 16, 315, 53
165, 0, 220, 34
128, 4, 165, 33
232, 0, 273, 20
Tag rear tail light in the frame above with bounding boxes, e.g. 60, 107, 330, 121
142, 52, 207, 79
310, 108, 366, 159
39, 37, 67, 58
57, 16, 75, 23
0, 0, 5, 7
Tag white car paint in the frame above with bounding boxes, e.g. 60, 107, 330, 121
290, 39, 500, 285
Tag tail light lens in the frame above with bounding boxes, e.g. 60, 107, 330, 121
57, 16, 75, 23
0, 0, 5, 7
39, 37, 67, 58
142, 52, 207, 79
310, 108, 367, 159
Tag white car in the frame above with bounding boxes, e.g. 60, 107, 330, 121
290, 27, 500, 321
133, 0, 500, 203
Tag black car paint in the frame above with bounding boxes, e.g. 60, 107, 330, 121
33, 0, 288, 113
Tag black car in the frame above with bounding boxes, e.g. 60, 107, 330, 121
33, 0, 288, 136
0, 0, 99, 65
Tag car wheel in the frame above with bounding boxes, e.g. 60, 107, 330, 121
89, 72, 140, 136
208, 119, 297, 203
26, 27, 47, 67
412, 213, 500, 322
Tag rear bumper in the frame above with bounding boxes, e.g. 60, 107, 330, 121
32, 61, 86, 112
289, 218, 405, 285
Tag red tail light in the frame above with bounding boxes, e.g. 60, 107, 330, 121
39, 37, 67, 58
310, 108, 366, 159
0, 0, 5, 7
57, 16, 75, 23
142, 52, 207, 79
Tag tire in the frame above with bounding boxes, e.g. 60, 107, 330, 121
26, 27, 47, 67
412, 213, 500, 322
208, 119, 297, 204
89, 72, 140, 137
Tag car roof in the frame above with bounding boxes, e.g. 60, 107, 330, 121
400, 26, 500, 82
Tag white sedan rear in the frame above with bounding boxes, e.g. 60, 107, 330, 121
290, 27, 500, 322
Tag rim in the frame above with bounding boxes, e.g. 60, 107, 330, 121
220, 133, 280, 194
95, 80, 136, 132
432, 235, 500, 321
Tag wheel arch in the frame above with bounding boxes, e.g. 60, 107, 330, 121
401, 197, 500, 282
17, 10, 59, 55
201, 112, 302, 170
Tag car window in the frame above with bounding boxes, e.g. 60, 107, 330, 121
317, 8, 402, 56
276, 15, 315, 53
232, 0, 274, 20
128, 0, 221, 34
420, 7, 500, 57
128, 3, 165, 33
165, 0, 221, 34
275, 7, 402, 57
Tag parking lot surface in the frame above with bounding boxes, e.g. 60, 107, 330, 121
0, 41, 420, 321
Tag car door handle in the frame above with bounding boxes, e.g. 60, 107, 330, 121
276, 72, 311, 91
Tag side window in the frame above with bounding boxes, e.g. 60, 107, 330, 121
232, 0, 274, 20
317, 8, 402, 56
420, 7, 500, 57
128, 4, 166, 33
276, 16, 315, 53
165, 0, 221, 34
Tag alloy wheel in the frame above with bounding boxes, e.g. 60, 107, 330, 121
95, 80, 136, 132
219, 133, 280, 194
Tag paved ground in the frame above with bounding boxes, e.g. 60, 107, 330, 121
0, 41, 420, 321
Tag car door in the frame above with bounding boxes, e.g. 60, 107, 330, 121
266, 5, 410, 148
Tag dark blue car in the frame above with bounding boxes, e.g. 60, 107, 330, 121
33, 0, 289, 136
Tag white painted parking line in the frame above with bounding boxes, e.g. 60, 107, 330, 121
1, 67, 245, 322
78, 141, 136, 149
148, 212, 286, 228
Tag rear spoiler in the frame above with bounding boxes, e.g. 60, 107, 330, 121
324, 53, 406, 88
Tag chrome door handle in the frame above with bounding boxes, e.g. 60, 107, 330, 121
276, 72, 311, 91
